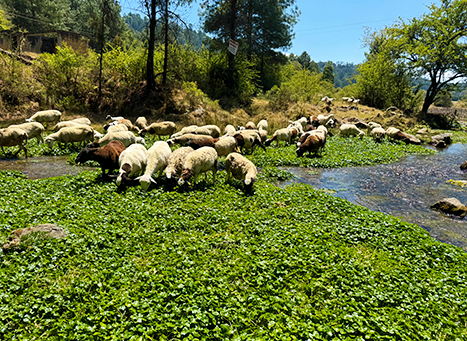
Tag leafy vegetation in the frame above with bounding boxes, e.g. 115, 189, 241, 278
0, 164, 466, 339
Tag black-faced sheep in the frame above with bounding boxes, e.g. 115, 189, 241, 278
140, 121, 177, 139
225, 152, 258, 194
135, 141, 172, 190
75, 140, 126, 177
26, 110, 62, 128
45, 126, 94, 148
178, 146, 218, 187
0, 127, 28, 158
116, 144, 148, 189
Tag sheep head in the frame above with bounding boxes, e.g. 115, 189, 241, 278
178, 169, 193, 187
75, 147, 97, 165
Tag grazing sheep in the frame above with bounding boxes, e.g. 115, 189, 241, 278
71, 118, 92, 126
167, 133, 213, 146
75, 140, 126, 177
321, 96, 335, 106
178, 146, 218, 187
288, 120, 305, 135
135, 116, 148, 130
265, 127, 295, 147
0, 127, 28, 158
257, 119, 268, 132
170, 125, 198, 139
107, 124, 129, 134
296, 130, 327, 157
116, 119, 140, 134
233, 130, 266, 153
297, 125, 327, 147
245, 121, 256, 130
165, 146, 194, 181
186, 137, 219, 150
339, 124, 365, 139
193, 125, 221, 138
26, 110, 62, 128
186, 136, 240, 157
224, 124, 236, 136
140, 121, 177, 139
53, 121, 87, 132
317, 113, 335, 127
96, 131, 145, 148
310, 116, 320, 128
225, 152, 258, 194
367, 122, 382, 130
370, 127, 386, 143
9, 122, 45, 143
45, 125, 94, 148
386, 127, 412, 144
135, 141, 172, 190
116, 144, 148, 188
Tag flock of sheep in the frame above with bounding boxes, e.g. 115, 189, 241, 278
0, 107, 420, 193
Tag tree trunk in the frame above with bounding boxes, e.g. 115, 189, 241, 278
162, 0, 169, 85
422, 83, 438, 114
147, 0, 157, 90
227, 0, 237, 91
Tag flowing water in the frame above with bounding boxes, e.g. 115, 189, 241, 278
279, 143, 467, 250
0, 156, 95, 179
2, 146, 467, 250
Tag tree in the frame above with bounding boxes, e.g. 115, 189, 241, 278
322, 61, 334, 84
297, 51, 310, 69
0, 0, 70, 32
0, 7, 11, 30
385, 0, 467, 113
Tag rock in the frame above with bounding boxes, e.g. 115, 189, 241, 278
431, 133, 452, 146
2, 224, 67, 252
405, 133, 422, 145
417, 128, 428, 134
435, 141, 446, 148
460, 161, 467, 170
430, 198, 467, 218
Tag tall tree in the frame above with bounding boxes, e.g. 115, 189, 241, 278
385, 0, 467, 113
322, 61, 334, 84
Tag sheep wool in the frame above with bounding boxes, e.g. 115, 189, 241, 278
116, 144, 148, 187
178, 146, 218, 186
98, 131, 139, 148
165, 147, 194, 180
225, 152, 258, 193
135, 141, 172, 190
9, 122, 45, 143
0, 127, 29, 158
26, 110, 62, 127
45, 125, 94, 148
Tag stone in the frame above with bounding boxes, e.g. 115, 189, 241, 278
430, 198, 467, 218
2, 224, 67, 252
405, 133, 422, 145
461, 161, 467, 170
431, 133, 452, 146
416, 128, 428, 134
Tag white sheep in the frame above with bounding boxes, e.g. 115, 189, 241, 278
26, 110, 62, 128
165, 146, 194, 181
107, 124, 129, 134
170, 125, 198, 139
288, 120, 305, 135
233, 130, 266, 153
135, 141, 172, 190
245, 121, 256, 130
53, 121, 87, 132
178, 146, 218, 187
106, 115, 125, 122
45, 125, 94, 148
0, 127, 28, 158
193, 125, 221, 138
140, 121, 177, 139
214, 136, 240, 157
370, 127, 386, 142
135, 116, 148, 130
321, 96, 335, 106
71, 117, 92, 126
97, 131, 145, 148
167, 133, 213, 146
116, 144, 148, 188
317, 113, 335, 127
8, 122, 45, 143
257, 119, 268, 132
225, 152, 258, 194
265, 127, 296, 147
339, 124, 365, 139
367, 122, 382, 131
223, 124, 236, 136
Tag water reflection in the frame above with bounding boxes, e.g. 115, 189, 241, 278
0, 156, 95, 179
281, 144, 467, 250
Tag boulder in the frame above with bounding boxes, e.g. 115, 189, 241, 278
430, 198, 467, 218
2, 224, 67, 252
431, 133, 452, 147
461, 161, 467, 170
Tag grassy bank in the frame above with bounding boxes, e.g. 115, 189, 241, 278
0, 169, 466, 339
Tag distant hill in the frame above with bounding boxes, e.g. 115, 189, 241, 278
317, 61, 358, 88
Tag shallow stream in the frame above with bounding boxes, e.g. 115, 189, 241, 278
279, 143, 467, 250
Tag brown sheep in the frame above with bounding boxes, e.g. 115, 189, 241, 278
296, 131, 327, 157
75, 140, 126, 177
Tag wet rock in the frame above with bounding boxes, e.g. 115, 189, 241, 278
460, 161, 467, 170
430, 198, 467, 218
2, 224, 67, 252
416, 128, 428, 134
431, 133, 452, 147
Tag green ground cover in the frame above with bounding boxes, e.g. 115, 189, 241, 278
0, 167, 466, 340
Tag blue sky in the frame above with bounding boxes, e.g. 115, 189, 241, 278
119, 0, 439, 64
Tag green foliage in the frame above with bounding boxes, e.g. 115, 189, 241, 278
0, 9, 11, 30
322, 61, 334, 84
0, 157, 466, 339
434, 88, 453, 107
266, 69, 335, 109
